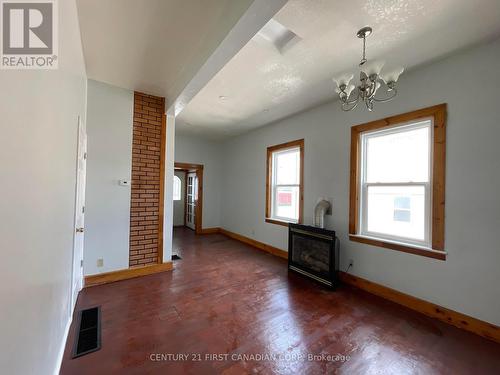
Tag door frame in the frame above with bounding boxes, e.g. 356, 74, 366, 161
71, 115, 86, 312
183, 170, 188, 227
185, 171, 197, 231
174, 162, 203, 235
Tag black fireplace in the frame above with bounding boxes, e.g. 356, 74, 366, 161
288, 223, 338, 288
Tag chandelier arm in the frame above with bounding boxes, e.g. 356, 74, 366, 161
367, 85, 375, 100
362, 82, 373, 101
342, 99, 359, 112
367, 77, 381, 100
343, 88, 360, 106
372, 87, 397, 103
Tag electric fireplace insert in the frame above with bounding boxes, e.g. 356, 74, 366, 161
288, 223, 338, 288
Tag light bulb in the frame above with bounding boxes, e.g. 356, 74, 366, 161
335, 83, 356, 97
381, 66, 404, 84
360, 60, 385, 77
333, 73, 354, 88
345, 83, 356, 97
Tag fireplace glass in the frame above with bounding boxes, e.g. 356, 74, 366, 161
288, 224, 337, 288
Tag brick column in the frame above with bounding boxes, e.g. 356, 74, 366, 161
129, 92, 165, 267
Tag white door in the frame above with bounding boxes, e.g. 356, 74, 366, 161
71, 116, 87, 311
186, 172, 197, 230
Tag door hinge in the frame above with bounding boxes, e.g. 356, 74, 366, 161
80, 260, 83, 267
82, 206, 85, 213
84, 152, 87, 160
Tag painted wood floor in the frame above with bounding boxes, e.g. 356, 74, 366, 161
61, 227, 500, 374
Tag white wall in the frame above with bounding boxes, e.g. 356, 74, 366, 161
84, 80, 133, 275
0, 1, 87, 374
173, 171, 186, 226
175, 134, 223, 228
221, 38, 500, 326
162, 114, 175, 262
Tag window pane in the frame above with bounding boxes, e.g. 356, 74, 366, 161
173, 176, 181, 201
366, 185, 426, 241
366, 123, 430, 183
274, 186, 299, 221
275, 148, 300, 185
394, 196, 410, 209
394, 209, 411, 222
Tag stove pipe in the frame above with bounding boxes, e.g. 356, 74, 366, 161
313, 199, 331, 228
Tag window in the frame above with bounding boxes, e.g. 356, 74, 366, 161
349, 104, 446, 260
361, 121, 431, 245
393, 197, 411, 222
266, 139, 304, 226
173, 175, 181, 201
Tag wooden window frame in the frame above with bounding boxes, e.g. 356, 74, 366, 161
266, 139, 304, 227
349, 104, 447, 260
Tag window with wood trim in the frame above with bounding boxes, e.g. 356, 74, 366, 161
349, 104, 446, 260
266, 139, 304, 226
173, 175, 181, 201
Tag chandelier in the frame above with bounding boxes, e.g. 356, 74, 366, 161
333, 27, 404, 111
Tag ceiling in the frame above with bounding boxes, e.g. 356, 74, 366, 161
177, 0, 500, 140
76, 0, 254, 101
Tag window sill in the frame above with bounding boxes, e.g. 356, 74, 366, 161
349, 234, 446, 261
265, 218, 295, 227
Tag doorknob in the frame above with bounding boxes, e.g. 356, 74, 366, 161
76, 227, 84, 233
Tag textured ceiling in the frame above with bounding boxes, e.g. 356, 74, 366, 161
76, 0, 254, 101
178, 0, 500, 140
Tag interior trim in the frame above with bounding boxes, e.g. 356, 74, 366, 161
200, 227, 221, 234
349, 234, 446, 260
174, 162, 204, 235
219, 227, 499, 343
175, 162, 204, 170
265, 218, 292, 227
84, 262, 173, 287
339, 271, 500, 343
349, 104, 447, 257
219, 228, 288, 259
266, 139, 304, 226
157, 112, 166, 264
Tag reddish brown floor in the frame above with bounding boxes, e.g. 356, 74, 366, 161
61, 227, 500, 374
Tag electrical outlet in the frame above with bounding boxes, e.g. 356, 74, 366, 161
97, 258, 103, 267
349, 259, 354, 268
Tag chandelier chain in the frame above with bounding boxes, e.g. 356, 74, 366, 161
361, 35, 366, 65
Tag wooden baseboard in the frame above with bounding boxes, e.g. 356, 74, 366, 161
217, 228, 499, 343
85, 262, 173, 288
200, 227, 221, 234
219, 228, 288, 259
339, 271, 500, 343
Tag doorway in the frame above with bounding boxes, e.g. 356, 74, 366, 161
186, 171, 197, 230
173, 162, 203, 234
71, 116, 86, 312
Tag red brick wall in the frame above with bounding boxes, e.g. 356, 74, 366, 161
130, 92, 165, 267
